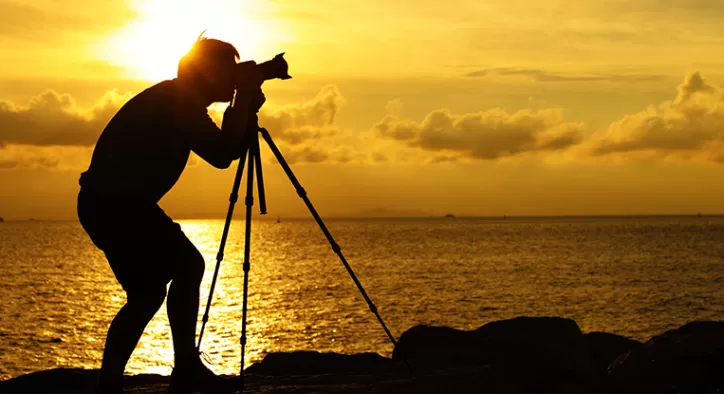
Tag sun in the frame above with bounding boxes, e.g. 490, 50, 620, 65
101, 0, 279, 82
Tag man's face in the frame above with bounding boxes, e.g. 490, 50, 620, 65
207, 58, 236, 103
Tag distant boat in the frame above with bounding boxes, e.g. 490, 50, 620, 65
0, 217, 4, 222
443, 213, 455, 218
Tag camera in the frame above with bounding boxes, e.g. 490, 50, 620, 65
242, 53, 291, 81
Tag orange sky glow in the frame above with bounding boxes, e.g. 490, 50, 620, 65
2, 0, 724, 220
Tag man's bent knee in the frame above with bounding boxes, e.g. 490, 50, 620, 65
188, 252, 205, 285
173, 248, 205, 287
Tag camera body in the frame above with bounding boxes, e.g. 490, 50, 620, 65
239, 53, 291, 82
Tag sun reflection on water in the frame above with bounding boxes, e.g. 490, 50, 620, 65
1, 217, 723, 380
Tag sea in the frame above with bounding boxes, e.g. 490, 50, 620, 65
1, 216, 723, 381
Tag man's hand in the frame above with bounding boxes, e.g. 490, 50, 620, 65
249, 90, 265, 113
233, 61, 265, 114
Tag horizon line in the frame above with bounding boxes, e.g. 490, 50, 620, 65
3, 213, 724, 222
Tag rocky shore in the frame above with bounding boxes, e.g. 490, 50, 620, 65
2, 316, 723, 393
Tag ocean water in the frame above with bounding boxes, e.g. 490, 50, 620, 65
1, 216, 723, 381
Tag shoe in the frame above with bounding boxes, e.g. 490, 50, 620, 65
168, 361, 241, 394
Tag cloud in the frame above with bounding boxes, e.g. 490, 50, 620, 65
0, 157, 58, 170
385, 98, 403, 114
464, 67, 665, 83
265, 144, 359, 165
374, 72, 724, 165
0, 89, 131, 147
257, 85, 345, 144
587, 72, 724, 162
374, 107, 586, 160
0, 84, 351, 169
207, 85, 345, 147
210, 85, 350, 164
0, 144, 92, 171
8, 73, 724, 169
273, 146, 329, 164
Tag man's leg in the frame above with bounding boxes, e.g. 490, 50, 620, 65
166, 238, 205, 369
165, 234, 237, 393
98, 286, 167, 385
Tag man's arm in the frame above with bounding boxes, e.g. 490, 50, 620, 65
178, 62, 265, 169
177, 96, 255, 169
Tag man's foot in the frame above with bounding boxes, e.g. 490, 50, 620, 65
168, 361, 240, 394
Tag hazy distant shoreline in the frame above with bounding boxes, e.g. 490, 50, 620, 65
2, 213, 723, 222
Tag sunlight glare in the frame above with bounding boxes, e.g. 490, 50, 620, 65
103, 0, 276, 81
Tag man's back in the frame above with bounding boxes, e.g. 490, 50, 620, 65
80, 79, 217, 204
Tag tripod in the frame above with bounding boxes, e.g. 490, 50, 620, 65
195, 98, 405, 392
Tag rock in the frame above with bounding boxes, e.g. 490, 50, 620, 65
0, 368, 100, 394
0, 364, 488, 393
9, 317, 722, 394
0, 368, 170, 394
393, 325, 483, 368
393, 316, 601, 393
244, 350, 400, 376
583, 331, 642, 382
607, 320, 724, 393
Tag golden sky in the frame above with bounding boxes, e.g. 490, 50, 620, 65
2, 0, 724, 219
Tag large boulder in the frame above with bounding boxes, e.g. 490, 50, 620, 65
393, 316, 601, 393
584, 331, 642, 381
607, 320, 724, 393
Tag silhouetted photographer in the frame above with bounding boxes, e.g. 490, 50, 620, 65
77, 37, 266, 394
77, 31, 404, 394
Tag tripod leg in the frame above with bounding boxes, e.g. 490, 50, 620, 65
197, 145, 251, 351
257, 127, 414, 375
240, 143, 256, 391
253, 133, 267, 215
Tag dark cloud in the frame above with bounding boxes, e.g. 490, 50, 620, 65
589, 72, 724, 161
0, 156, 58, 170
371, 152, 389, 163
374, 108, 585, 160
0, 89, 130, 147
430, 155, 460, 163
465, 67, 665, 83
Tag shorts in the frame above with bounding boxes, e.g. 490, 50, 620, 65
77, 188, 200, 295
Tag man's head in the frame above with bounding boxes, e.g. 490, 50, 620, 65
177, 37, 239, 104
